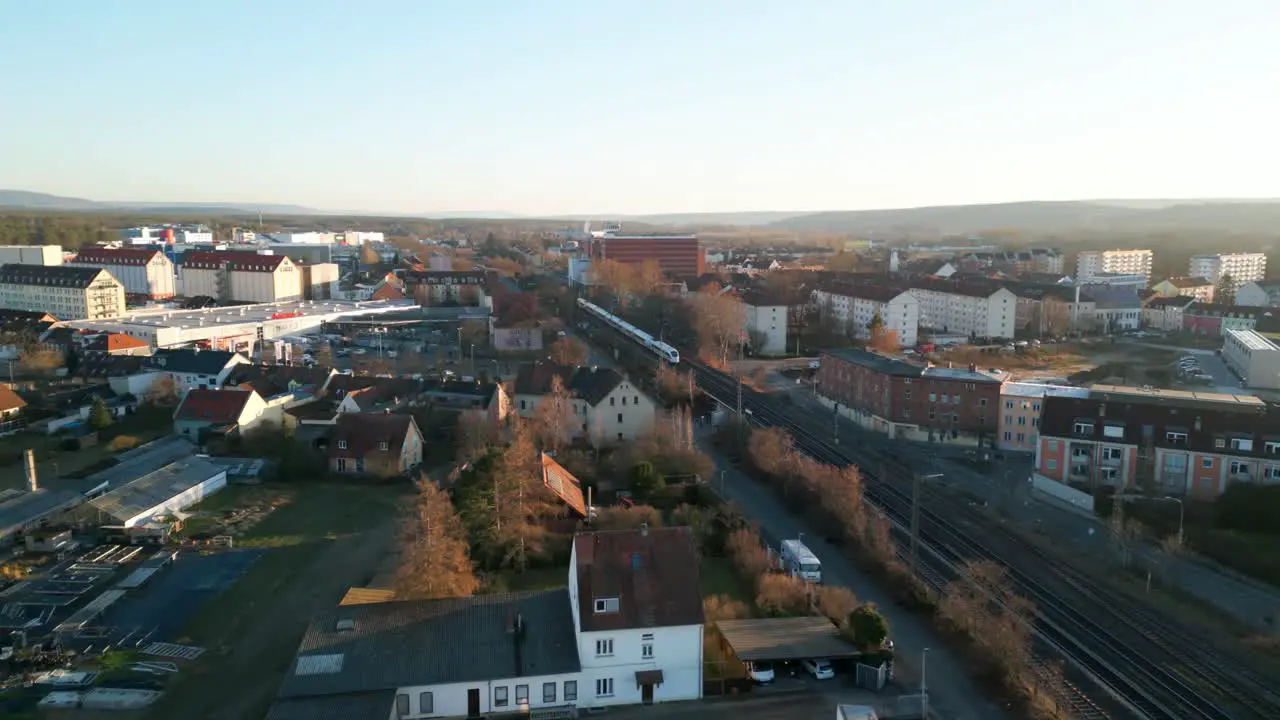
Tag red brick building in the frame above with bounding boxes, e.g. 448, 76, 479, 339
592, 233, 703, 279
1034, 386, 1275, 500
816, 348, 1006, 445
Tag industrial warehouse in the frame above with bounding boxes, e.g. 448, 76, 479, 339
57, 298, 415, 348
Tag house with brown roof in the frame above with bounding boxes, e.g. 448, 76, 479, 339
0, 385, 27, 424
569, 525, 704, 706
1152, 276, 1215, 304
173, 388, 268, 441
513, 363, 657, 445
328, 413, 424, 478
83, 333, 152, 356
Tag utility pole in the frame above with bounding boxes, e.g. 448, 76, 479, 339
832, 402, 839, 444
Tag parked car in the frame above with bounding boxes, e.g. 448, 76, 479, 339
801, 658, 835, 680
746, 661, 775, 684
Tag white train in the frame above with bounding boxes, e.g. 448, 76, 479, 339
576, 297, 680, 364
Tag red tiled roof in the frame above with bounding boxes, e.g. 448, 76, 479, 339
70, 248, 163, 265
0, 386, 27, 413
542, 453, 587, 517
184, 251, 289, 272
329, 413, 419, 460
574, 526, 704, 632
85, 333, 150, 352
174, 389, 257, 423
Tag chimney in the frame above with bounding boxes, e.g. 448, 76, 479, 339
23, 449, 37, 492
639, 522, 649, 537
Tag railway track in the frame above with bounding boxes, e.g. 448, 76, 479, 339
689, 361, 1280, 720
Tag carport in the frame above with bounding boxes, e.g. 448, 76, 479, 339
715, 617, 862, 662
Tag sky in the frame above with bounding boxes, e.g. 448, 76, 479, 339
1, 1, 1277, 216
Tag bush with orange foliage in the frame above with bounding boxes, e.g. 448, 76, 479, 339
725, 527, 774, 581
755, 573, 813, 617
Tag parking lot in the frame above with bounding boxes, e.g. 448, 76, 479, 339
1173, 349, 1243, 394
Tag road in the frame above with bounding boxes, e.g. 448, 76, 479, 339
700, 435, 1011, 720
782, 381, 1280, 634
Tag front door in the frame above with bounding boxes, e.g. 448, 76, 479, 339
641, 683, 654, 705
467, 688, 480, 717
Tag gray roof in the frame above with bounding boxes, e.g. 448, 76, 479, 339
266, 691, 396, 720
0, 489, 85, 541
0, 264, 106, 288
923, 366, 1007, 383
278, 589, 581, 699
150, 348, 242, 376
87, 457, 226, 523
79, 437, 201, 493
820, 348, 924, 377
1002, 382, 1090, 400
716, 617, 861, 661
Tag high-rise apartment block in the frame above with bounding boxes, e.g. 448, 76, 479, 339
1188, 253, 1267, 297
1074, 249, 1154, 285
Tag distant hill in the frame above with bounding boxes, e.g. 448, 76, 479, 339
553, 211, 808, 227
767, 200, 1280, 236
0, 190, 321, 216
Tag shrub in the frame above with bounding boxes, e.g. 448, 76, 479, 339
755, 573, 811, 617
106, 435, 140, 453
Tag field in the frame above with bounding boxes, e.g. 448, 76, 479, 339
144, 482, 408, 720
0, 410, 174, 492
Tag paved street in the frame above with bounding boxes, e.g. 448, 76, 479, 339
700, 436, 1011, 720
782, 382, 1280, 633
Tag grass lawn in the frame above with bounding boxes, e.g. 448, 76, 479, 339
700, 555, 754, 604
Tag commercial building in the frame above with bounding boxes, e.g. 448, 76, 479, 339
67, 248, 177, 301
1151, 276, 1215, 304
591, 233, 703, 279
180, 251, 303, 303
299, 262, 339, 300
815, 347, 1007, 445
997, 382, 1088, 453
1232, 279, 1280, 308
269, 526, 703, 720
77, 456, 227, 528
1189, 253, 1267, 296
513, 363, 658, 445
811, 284, 919, 348
0, 265, 126, 320
1075, 249, 1153, 285
1034, 386, 1272, 499
403, 270, 489, 306
59, 299, 413, 350
124, 226, 214, 245
0, 245, 63, 266
1221, 329, 1280, 390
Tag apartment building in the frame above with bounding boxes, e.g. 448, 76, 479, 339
513, 363, 658, 445
0, 265, 126, 320
68, 247, 177, 300
1075, 249, 1154, 285
1151, 276, 1215, 303
1221, 329, 1280, 390
179, 251, 303, 303
1034, 386, 1274, 499
403, 270, 489, 306
997, 383, 1088, 453
1189, 253, 1266, 296
1182, 303, 1268, 338
1232, 279, 1280, 308
739, 290, 791, 356
811, 284, 920, 347
815, 347, 1006, 445
1142, 296, 1197, 332
902, 279, 1016, 340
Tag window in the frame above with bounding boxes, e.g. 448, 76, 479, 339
594, 598, 619, 613
929, 393, 937, 402
419, 693, 433, 714
378, 440, 389, 451
1016, 432, 1025, 442
1004, 431, 1012, 441
904, 378, 913, 384
494, 686, 509, 707
1047, 459, 1058, 470
395, 694, 409, 717
1215, 438, 1226, 449
596, 678, 614, 697
1073, 421, 1093, 435
642, 632, 654, 658
519, 399, 526, 410
1231, 438, 1254, 452
1103, 447, 1123, 460
1033, 402, 1041, 411
1265, 465, 1280, 480
617, 413, 623, 423
543, 682, 557, 703
1231, 460, 1250, 476
1005, 414, 1012, 425
980, 398, 987, 407
1202, 457, 1213, 469
1006, 400, 1014, 409
978, 415, 985, 425
621, 397, 627, 406
565, 681, 578, 701
1266, 441, 1280, 456
337, 440, 348, 450
1033, 417, 1039, 427
940, 394, 949, 403
1103, 424, 1124, 439
516, 685, 529, 704
634, 396, 639, 404
337, 458, 348, 472
928, 410, 935, 421
595, 638, 614, 656
1167, 431, 1188, 445
904, 390, 912, 400
610, 397, 615, 406
1071, 464, 1089, 477
1018, 416, 1027, 426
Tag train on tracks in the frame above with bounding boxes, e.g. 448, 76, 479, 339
576, 298, 680, 364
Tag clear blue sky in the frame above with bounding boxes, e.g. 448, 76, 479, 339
1, 1, 1275, 215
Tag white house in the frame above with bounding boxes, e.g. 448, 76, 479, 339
267, 525, 704, 720
173, 388, 268, 439
812, 285, 919, 347
568, 525, 704, 707
150, 349, 249, 392
739, 290, 790, 356
1142, 296, 1197, 332
513, 363, 658, 445
1234, 279, 1280, 308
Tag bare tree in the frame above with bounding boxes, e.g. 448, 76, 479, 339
533, 375, 577, 452
592, 504, 664, 531
1040, 296, 1071, 338
18, 345, 63, 374
144, 375, 180, 407
866, 312, 900, 352
394, 479, 481, 599
456, 412, 501, 461
548, 337, 589, 366
689, 283, 746, 366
